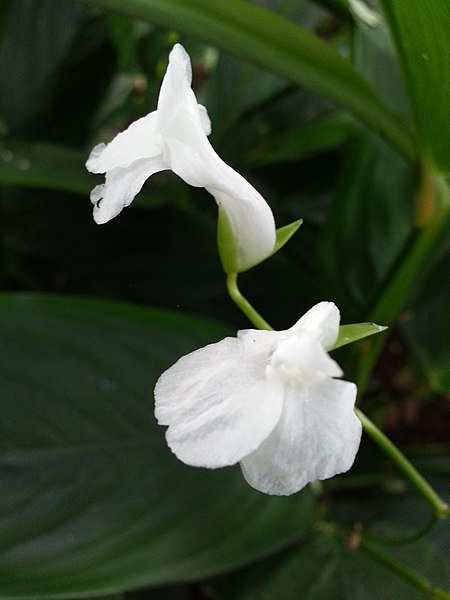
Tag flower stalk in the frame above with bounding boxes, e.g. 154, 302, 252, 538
226, 273, 273, 330
360, 536, 450, 600
355, 408, 450, 520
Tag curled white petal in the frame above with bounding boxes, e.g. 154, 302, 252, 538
290, 301, 340, 349
240, 378, 360, 495
156, 43, 195, 127
154, 338, 284, 468
86, 112, 162, 173
270, 335, 343, 380
91, 157, 167, 224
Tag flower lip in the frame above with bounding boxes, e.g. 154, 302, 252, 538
270, 335, 343, 381
290, 301, 341, 349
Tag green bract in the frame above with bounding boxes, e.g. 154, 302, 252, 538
332, 323, 388, 350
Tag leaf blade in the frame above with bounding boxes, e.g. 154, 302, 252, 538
381, 0, 450, 171
76, 0, 415, 161
0, 293, 314, 597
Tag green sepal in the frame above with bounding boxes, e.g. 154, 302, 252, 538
271, 219, 303, 256
217, 205, 240, 273
331, 322, 388, 350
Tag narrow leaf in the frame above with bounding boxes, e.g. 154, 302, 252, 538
76, 0, 415, 161
381, 0, 450, 171
248, 112, 355, 166
332, 322, 387, 350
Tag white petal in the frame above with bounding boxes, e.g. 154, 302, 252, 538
156, 44, 275, 271
92, 157, 167, 224
237, 329, 280, 360
157, 45, 209, 137
290, 302, 340, 349
154, 337, 283, 468
197, 104, 212, 136
164, 136, 276, 271
86, 111, 162, 173
156, 43, 194, 127
240, 377, 361, 495
211, 187, 276, 272
271, 336, 342, 379
87, 42, 276, 268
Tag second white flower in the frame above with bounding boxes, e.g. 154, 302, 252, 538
155, 301, 362, 495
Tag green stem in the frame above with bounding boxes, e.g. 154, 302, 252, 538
226, 273, 273, 330
360, 536, 450, 600
356, 409, 450, 520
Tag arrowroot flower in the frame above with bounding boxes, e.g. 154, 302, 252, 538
86, 43, 275, 272
155, 302, 362, 495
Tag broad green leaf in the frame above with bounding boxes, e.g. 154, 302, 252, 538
211, 528, 449, 599
0, 0, 115, 144
0, 294, 314, 597
381, 0, 450, 171
0, 0, 87, 133
0, 138, 166, 210
0, 139, 96, 195
76, 0, 415, 161
332, 323, 387, 350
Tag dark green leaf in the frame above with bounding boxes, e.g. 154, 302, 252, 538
0, 139, 96, 195
317, 133, 416, 323
0, 294, 314, 597
352, 15, 409, 118
403, 254, 450, 393
211, 527, 449, 599
0, 139, 166, 210
248, 112, 356, 166
381, 0, 450, 171
0, 0, 87, 133
76, 0, 415, 161
0, 0, 116, 144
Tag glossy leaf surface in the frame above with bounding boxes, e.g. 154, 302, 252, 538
76, 0, 415, 160
0, 294, 314, 597
381, 0, 450, 170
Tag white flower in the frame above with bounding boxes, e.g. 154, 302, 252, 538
155, 301, 362, 495
86, 43, 276, 272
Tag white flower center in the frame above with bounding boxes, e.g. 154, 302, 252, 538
266, 363, 305, 387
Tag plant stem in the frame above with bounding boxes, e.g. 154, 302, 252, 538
356, 409, 450, 520
226, 273, 273, 330
360, 536, 450, 600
